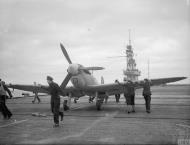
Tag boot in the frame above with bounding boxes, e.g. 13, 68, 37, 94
53, 124, 59, 127
60, 112, 64, 121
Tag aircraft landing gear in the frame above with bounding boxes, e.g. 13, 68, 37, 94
104, 95, 109, 104
89, 96, 95, 103
63, 100, 70, 111
74, 97, 79, 103
96, 99, 103, 111
96, 92, 105, 111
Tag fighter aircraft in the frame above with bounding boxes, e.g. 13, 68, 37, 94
8, 43, 187, 110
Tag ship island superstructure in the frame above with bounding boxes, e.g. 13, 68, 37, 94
123, 31, 141, 81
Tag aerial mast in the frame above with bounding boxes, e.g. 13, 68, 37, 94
129, 29, 131, 45
123, 30, 141, 81
148, 59, 150, 79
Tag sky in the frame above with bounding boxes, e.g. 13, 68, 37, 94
0, 0, 190, 86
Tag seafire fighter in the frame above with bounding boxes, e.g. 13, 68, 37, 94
8, 43, 186, 110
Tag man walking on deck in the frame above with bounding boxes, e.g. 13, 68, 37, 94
142, 79, 152, 113
41, 76, 64, 127
0, 79, 13, 119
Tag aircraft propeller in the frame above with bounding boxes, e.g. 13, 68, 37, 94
60, 73, 72, 89
59, 43, 104, 89
60, 43, 104, 71
60, 43, 72, 64
59, 43, 73, 89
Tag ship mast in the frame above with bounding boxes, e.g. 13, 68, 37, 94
123, 30, 141, 81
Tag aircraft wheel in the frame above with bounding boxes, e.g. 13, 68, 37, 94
96, 100, 102, 111
63, 100, 70, 111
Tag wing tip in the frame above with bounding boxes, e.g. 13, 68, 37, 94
177, 77, 187, 80
168, 77, 187, 83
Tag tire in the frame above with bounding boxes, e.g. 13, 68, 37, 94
96, 100, 102, 111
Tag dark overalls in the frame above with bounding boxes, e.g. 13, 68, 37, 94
143, 82, 151, 112
48, 82, 63, 125
115, 94, 120, 103
0, 83, 13, 119
32, 92, 41, 103
114, 80, 120, 103
124, 82, 135, 105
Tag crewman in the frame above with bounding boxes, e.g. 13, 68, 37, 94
114, 80, 121, 103
0, 79, 13, 119
32, 82, 41, 104
116, 78, 135, 113
122, 78, 131, 113
125, 80, 136, 113
129, 80, 136, 113
142, 79, 152, 113
41, 76, 64, 127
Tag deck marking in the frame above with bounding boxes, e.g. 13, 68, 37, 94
61, 111, 118, 140
70, 103, 91, 110
26, 111, 118, 144
176, 123, 190, 129
70, 106, 85, 110
0, 119, 28, 128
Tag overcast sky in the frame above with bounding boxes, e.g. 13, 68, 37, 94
0, 0, 189, 85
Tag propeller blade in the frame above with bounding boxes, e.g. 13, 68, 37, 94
80, 66, 104, 71
60, 73, 72, 89
60, 43, 72, 64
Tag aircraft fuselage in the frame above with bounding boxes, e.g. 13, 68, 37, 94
70, 71, 98, 89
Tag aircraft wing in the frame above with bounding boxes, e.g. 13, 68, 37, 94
7, 77, 186, 97
8, 84, 49, 94
7, 84, 82, 97
149, 77, 187, 86
84, 77, 187, 95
